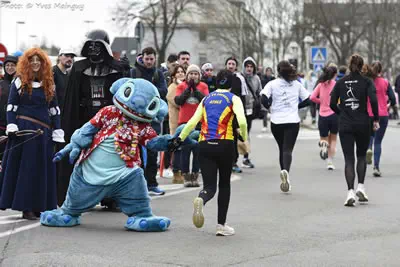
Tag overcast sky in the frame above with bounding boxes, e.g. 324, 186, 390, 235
0, 0, 134, 54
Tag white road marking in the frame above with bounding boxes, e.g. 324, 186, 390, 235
153, 175, 241, 199
0, 222, 41, 239
0, 215, 23, 221
0, 219, 26, 225
0, 175, 242, 239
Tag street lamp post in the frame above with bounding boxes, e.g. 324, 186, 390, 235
15, 21, 25, 50
0, 0, 11, 42
83, 20, 94, 36
239, 3, 243, 62
29, 34, 37, 47
303, 35, 314, 72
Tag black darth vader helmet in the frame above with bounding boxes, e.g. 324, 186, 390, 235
81, 29, 113, 59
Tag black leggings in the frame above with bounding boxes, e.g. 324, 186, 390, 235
339, 124, 370, 190
198, 140, 234, 225
271, 123, 300, 172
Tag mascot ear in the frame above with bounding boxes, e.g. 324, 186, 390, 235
154, 99, 168, 123
110, 78, 133, 95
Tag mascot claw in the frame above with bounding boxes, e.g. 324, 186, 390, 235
52, 143, 81, 164
40, 209, 81, 227
125, 216, 171, 232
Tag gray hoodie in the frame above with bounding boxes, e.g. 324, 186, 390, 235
242, 57, 262, 116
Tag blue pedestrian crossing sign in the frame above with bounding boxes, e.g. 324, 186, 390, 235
311, 47, 327, 64
313, 63, 324, 73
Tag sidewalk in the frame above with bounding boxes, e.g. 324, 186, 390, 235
388, 119, 400, 128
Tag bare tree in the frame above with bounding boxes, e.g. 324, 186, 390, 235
363, 0, 400, 74
304, 0, 370, 65
114, 0, 198, 65
292, 9, 328, 72
198, 0, 263, 65
263, 0, 299, 67
39, 37, 60, 56
244, 0, 266, 65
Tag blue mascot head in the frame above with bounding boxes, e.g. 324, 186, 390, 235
110, 78, 168, 123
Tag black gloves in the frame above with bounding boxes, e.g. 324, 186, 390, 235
188, 79, 197, 91
119, 55, 131, 71
168, 137, 183, 152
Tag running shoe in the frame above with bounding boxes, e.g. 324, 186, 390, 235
162, 168, 173, 179
344, 189, 356, 207
373, 167, 382, 177
192, 197, 204, 228
280, 170, 291, 193
356, 184, 369, 203
242, 158, 255, 168
366, 149, 373, 165
261, 127, 268, 133
327, 162, 335, 170
319, 140, 329, 160
216, 224, 235, 236
148, 186, 166, 196
232, 164, 243, 173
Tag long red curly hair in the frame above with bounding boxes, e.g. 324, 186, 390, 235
16, 47, 55, 102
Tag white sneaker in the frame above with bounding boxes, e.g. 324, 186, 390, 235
216, 224, 235, 236
327, 162, 335, 170
192, 197, 204, 228
280, 170, 291, 193
356, 184, 369, 203
162, 168, 173, 179
261, 127, 268, 133
344, 189, 356, 207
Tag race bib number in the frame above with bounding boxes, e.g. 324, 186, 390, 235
246, 108, 253, 115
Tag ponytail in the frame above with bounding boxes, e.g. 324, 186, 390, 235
348, 54, 364, 73
319, 66, 338, 83
277, 60, 297, 82
361, 64, 373, 79
371, 61, 382, 80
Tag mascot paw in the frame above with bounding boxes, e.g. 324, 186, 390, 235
124, 216, 171, 232
40, 209, 81, 227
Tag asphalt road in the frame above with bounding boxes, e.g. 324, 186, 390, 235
0, 120, 400, 267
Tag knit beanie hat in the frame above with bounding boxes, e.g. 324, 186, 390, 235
4, 55, 18, 66
201, 63, 213, 71
186, 64, 201, 79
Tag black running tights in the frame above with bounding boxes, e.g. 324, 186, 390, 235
271, 123, 300, 172
198, 140, 234, 225
339, 127, 370, 190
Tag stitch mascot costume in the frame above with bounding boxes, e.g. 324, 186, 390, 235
40, 78, 196, 231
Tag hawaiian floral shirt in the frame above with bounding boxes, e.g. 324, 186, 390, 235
77, 106, 157, 168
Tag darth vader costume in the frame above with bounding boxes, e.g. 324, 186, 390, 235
57, 30, 127, 206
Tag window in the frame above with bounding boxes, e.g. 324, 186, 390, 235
199, 53, 207, 66
199, 27, 207, 42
